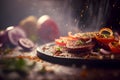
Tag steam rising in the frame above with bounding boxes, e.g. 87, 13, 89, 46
79, 0, 110, 32
19, 0, 110, 35
27, 0, 80, 36
19, 0, 109, 43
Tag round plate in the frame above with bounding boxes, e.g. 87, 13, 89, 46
37, 42, 120, 69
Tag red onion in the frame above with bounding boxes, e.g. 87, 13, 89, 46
100, 48, 111, 54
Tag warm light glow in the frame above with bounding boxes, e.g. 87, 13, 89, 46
37, 15, 50, 27
6, 26, 14, 31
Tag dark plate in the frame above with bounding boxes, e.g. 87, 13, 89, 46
37, 42, 120, 69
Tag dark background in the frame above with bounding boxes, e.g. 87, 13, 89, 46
0, 0, 120, 32
71, 0, 120, 32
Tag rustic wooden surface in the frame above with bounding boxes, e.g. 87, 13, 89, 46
1, 45, 120, 80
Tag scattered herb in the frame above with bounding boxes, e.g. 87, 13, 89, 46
56, 47, 62, 51
76, 40, 84, 45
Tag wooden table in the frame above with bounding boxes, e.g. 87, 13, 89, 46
1, 46, 120, 80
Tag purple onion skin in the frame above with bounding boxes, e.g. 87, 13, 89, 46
0, 30, 9, 47
0, 26, 27, 48
18, 38, 34, 51
100, 48, 111, 55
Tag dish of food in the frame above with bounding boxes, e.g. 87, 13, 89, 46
37, 28, 120, 68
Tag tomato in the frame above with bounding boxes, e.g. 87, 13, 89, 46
109, 42, 120, 53
55, 39, 66, 46
37, 15, 60, 43
95, 34, 114, 44
109, 41, 120, 54
55, 36, 79, 46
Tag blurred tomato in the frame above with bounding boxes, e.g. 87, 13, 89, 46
37, 15, 60, 43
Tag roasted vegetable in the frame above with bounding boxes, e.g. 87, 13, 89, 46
95, 28, 114, 44
109, 41, 120, 54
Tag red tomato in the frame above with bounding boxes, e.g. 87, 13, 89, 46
55, 39, 66, 46
95, 35, 114, 44
109, 41, 120, 54
37, 15, 60, 43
